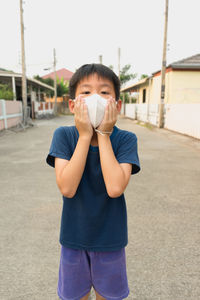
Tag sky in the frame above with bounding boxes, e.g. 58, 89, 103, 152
0, 0, 200, 85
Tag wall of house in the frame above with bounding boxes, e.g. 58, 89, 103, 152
149, 70, 200, 104
44, 96, 64, 103
169, 70, 200, 103
165, 103, 200, 138
149, 71, 171, 104
138, 83, 150, 104
121, 102, 200, 139
0, 100, 22, 130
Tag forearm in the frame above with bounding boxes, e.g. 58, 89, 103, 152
97, 134, 126, 197
59, 136, 91, 197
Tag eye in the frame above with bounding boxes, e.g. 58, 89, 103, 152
101, 91, 109, 95
81, 91, 90, 95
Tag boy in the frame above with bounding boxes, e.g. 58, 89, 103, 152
46, 64, 141, 300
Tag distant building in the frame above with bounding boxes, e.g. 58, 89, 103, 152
0, 69, 54, 103
0, 69, 54, 119
42, 68, 74, 82
121, 53, 200, 104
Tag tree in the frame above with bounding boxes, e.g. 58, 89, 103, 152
34, 75, 54, 86
119, 64, 137, 86
140, 74, 148, 80
0, 84, 14, 100
57, 77, 69, 97
108, 65, 114, 70
120, 92, 137, 104
34, 75, 54, 97
34, 75, 69, 97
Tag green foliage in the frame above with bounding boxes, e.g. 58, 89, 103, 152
108, 65, 114, 70
140, 74, 148, 79
34, 75, 53, 96
120, 92, 137, 103
43, 77, 54, 87
34, 75, 54, 87
120, 64, 137, 86
34, 75, 69, 97
0, 84, 14, 100
57, 77, 69, 97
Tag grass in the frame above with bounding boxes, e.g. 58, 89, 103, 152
135, 120, 155, 130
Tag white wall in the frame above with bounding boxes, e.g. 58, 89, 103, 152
165, 103, 200, 139
122, 102, 200, 139
0, 100, 22, 130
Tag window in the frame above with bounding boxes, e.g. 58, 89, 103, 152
142, 89, 146, 103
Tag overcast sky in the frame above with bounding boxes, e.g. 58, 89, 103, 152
0, 0, 199, 84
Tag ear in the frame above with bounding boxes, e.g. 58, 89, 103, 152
116, 99, 122, 113
68, 99, 75, 113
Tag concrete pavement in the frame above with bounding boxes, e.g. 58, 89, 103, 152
0, 115, 200, 300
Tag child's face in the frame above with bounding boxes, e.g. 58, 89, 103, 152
75, 73, 117, 100
69, 73, 122, 114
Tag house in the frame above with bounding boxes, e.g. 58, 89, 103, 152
121, 53, 200, 104
42, 68, 73, 82
120, 54, 200, 139
0, 69, 54, 119
42, 68, 73, 103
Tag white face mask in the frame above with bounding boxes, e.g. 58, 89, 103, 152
84, 94, 107, 128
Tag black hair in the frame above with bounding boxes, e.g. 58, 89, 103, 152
69, 63, 121, 100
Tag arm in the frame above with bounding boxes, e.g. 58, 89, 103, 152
96, 97, 132, 198
97, 133, 132, 198
55, 136, 91, 198
55, 96, 93, 198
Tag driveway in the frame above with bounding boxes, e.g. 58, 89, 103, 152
0, 115, 200, 299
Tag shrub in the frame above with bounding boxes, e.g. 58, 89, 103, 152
0, 84, 14, 100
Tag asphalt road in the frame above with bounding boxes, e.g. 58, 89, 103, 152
0, 114, 200, 300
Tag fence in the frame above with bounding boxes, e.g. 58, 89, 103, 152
122, 102, 200, 139
34, 101, 54, 118
165, 103, 200, 139
0, 100, 23, 130
56, 101, 70, 114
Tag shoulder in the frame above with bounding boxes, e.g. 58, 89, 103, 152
115, 126, 138, 143
53, 125, 77, 138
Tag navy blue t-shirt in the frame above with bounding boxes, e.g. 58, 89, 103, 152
46, 125, 141, 251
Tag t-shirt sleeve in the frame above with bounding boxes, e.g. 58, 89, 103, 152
116, 132, 141, 175
46, 126, 72, 168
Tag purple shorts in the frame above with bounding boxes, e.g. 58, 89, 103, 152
57, 245, 130, 300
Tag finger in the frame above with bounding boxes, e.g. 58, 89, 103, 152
109, 98, 114, 120
80, 99, 85, 120
109, 99, 113, 120
112, 98, 117, 119
84, 102, 90, 123
106, 99, 111, 121
75, 97, 81, 117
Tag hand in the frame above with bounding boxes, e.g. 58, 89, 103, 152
74, 95, 93, 139
97, 97, 118, 133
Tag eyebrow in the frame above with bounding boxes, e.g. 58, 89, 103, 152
80, 84, 112, 88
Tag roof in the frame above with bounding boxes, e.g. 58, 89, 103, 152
0, 70, 54, 91
152, 53, 200, 75
169, 53, 200, 69
42, 68, 74, 81
121, 77, 150, 92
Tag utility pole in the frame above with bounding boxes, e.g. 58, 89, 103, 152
99, 55, 103, 64
118, 47, 121, 79
158, 0, 169, 128
53, 48, 57, 114
20, 0, 27, 124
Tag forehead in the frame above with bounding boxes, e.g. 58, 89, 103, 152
77, 73, 114, 90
